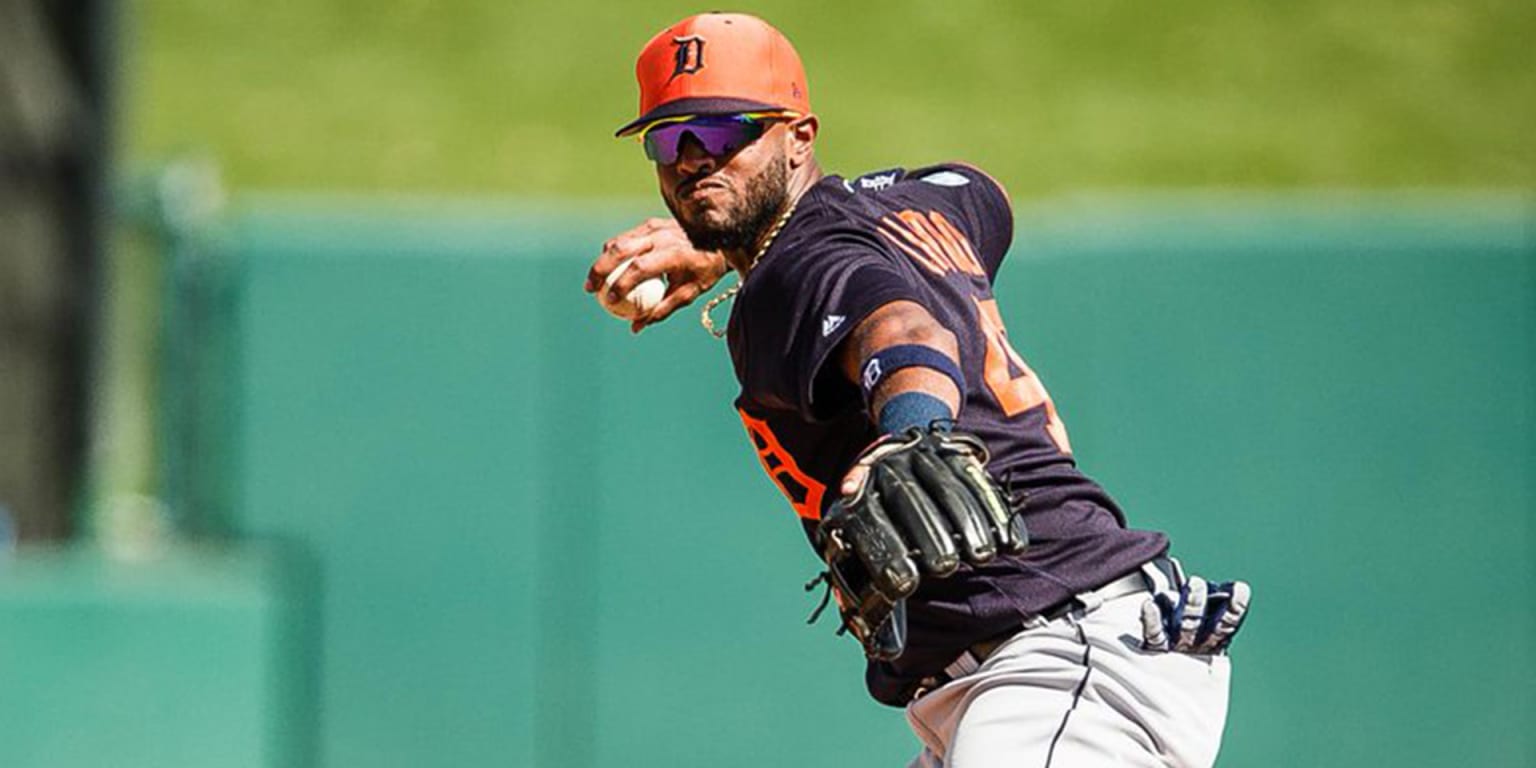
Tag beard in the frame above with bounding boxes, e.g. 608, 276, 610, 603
665, 155, 790, 254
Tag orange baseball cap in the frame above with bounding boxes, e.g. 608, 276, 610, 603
615, 13, 811, 137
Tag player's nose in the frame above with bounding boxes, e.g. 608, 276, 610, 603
673, 134, 717, 177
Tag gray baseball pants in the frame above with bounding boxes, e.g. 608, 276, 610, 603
905, 576, 1232, 767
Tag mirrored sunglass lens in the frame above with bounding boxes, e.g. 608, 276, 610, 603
691, 124, 754, 156
642, 126, 681, 163
643, 119, 764, 164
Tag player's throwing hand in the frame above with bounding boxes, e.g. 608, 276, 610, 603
585, 217, 728, 333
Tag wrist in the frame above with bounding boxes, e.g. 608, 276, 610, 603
876, 391, 955, 435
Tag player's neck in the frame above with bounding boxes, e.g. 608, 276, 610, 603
727, 162, 823, 276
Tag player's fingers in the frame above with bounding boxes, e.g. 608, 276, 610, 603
588, 234, 634, 291
840, 437, 909, 497
587, 249, 625, 294
1175, 576, 1208, 652
638, 216, 677, 234
607, 252, 674, 303
1199, 580, 1251, 653
588, 230, 658, 294
608, 237, 718, 301
636, 281, 702, 326
630, 283, 697, 333
1141, 597, 1170, 651
841, 463, 870, 497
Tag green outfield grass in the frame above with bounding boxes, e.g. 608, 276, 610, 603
126, 0, 1534, 198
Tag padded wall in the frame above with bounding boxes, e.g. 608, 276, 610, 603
163, 195, 1535, 767
0, 544, 317, 768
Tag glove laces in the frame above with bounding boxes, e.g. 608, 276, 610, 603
803, 571, 835, 626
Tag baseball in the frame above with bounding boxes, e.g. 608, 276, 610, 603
598, 257, 667, 321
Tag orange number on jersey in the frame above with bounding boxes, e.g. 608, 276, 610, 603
973, 297, 1072, 453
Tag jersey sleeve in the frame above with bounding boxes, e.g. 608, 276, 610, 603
745, 234, 926, 422
909, 163, 1015, 281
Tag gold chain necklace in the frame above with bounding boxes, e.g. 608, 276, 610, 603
699, 197, 801, 339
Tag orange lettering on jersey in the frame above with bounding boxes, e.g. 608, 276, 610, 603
879, 216, 950, 276
973, 297, 1072, 453
895, 210, 954, 270
879, 209, 986, 277
738, 409, 827, 520
903, 212, 961, 273
929, 212, 985, 276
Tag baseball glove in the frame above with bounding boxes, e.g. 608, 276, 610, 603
808, 426, 1027, 660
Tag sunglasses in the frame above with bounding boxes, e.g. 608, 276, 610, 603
641, 113, 792, 165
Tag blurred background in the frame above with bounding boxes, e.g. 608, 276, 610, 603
2, 1, 1532, 766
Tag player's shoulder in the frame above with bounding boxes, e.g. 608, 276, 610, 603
815, 162, 1012, 215
745, 179, 903, 295
816, 163, 1015, 280
773, 175, 889, 251
766, 163, 1009, 264
904, 162, 1013, 210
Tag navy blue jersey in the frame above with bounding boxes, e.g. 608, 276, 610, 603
727, 164, 1168, 706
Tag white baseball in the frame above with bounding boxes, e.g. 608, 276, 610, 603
598, 257, 667, 321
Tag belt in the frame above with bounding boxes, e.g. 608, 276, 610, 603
940, 558, 1180, 683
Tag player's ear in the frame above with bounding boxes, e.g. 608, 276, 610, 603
785, 114, 818, 169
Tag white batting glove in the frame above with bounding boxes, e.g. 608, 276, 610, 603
1141, 569, 1252, 654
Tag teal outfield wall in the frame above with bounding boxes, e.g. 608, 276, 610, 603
0, 544, 318, 768
145, 194, 1534, 767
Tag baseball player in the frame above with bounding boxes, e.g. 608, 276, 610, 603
586, 13, 1251, 767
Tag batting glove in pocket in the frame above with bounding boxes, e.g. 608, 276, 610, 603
1140, 559, 1252, 655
